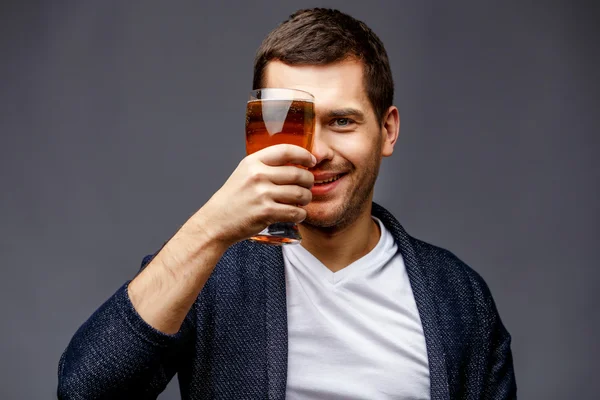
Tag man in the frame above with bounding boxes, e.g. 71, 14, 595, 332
58, 8, 516, 400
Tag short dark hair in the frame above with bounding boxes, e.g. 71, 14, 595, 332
253, 8, 394, 124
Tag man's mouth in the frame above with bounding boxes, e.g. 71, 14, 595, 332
313, 173, 347, 185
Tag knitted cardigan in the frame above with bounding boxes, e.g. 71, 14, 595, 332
58, 202, 516, 399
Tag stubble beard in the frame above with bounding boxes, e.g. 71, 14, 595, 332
303, 151, 382, 232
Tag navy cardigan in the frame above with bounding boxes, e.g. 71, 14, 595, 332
58, 203, 516, 399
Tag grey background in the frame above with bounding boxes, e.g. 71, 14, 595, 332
1, 1, 598, 399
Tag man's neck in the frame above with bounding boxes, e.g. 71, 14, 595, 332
298, 203, 381, 273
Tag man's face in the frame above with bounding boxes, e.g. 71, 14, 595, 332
263, 59, 397, 229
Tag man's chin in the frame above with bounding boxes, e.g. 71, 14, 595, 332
302, 215, 340, 229
301, 202, 346, 228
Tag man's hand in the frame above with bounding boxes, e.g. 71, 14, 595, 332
187, 144, 316, 247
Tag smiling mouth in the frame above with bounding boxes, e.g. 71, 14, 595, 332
314, 173, 346, 185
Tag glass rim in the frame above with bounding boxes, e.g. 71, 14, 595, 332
249, 87, 314, 102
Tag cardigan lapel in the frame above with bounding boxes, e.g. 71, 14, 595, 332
257, 243, 289, 400
372, 202, 450, 400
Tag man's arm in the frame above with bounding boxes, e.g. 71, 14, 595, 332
57, 279, 193, 400
57, 145, 316, 399
56, 228, 224, 400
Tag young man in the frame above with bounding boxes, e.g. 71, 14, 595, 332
58, 8, 516, 400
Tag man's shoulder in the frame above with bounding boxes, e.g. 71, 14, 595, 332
407, 235, 497, 311
373, 202, 495, 304
409, 236, 486, 283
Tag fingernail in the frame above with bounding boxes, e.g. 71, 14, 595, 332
311, 155, 317, 165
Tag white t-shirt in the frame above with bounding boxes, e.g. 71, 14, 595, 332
283, 217, 430, 399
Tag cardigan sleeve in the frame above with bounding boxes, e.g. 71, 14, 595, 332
57, 255, 195, 400
483, 299, 517, 399
467, 262, 517, 399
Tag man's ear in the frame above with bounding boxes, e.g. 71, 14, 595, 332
381, 106, 399, 157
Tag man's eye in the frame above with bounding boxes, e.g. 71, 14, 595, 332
334, 118, 351, 127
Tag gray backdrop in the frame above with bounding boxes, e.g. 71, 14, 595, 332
1, 1, 598, 399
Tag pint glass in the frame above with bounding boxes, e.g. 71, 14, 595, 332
245, 88, 315, 245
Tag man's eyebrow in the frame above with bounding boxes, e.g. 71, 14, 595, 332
325, 108, 365, 119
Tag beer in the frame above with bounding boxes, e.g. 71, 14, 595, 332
245, 97, 315, 245
245, 99, 314, 155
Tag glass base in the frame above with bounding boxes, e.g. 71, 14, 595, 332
249, 222, 302, 245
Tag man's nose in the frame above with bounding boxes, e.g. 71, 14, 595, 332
310, 123, 334, 164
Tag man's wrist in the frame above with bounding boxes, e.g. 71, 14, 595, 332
181, 208, 234, 255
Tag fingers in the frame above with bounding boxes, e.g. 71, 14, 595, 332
255, 144, 316, 168
267, 165, 314, 189
267, 185, 312, 206
261, 204, 307, 224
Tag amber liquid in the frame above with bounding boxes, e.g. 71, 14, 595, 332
245, 99, 315, 244
246, 99, 315, 155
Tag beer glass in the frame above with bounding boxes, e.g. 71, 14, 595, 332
245, 88, 315, 245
